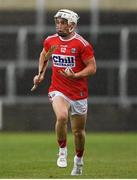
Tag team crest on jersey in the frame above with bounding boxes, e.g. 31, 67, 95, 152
71, 48, 76, 53
52, 54, 75, 67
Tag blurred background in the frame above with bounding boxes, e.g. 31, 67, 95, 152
0, 0, 137, 132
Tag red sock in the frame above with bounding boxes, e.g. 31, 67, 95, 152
58, 139, 66, 148
76, 149, 84, 158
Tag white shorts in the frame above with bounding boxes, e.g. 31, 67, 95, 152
48, 91, 88, 115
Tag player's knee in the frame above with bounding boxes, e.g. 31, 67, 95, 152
72, 129, 85, 138
57, 111, 68, 124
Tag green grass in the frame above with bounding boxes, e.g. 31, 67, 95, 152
0, 132, 137, 178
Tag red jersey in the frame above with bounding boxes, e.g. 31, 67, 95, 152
43, 32, 94, 100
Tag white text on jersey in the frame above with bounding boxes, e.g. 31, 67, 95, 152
52, 54, 75, 68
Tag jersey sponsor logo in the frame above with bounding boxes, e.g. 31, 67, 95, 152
52, 54, 75, 67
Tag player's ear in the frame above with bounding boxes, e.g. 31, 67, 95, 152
70, 22, 76, 27
69, 22, 76, 32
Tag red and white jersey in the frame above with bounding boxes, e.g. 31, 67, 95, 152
43, 32, 94, 100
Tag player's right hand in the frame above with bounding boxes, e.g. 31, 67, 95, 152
33, 74, 44, 85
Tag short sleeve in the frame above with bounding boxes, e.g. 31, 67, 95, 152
43, 38, 50, 52
81, 43, 94, 61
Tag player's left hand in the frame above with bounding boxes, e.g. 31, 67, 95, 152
59, 67, 76, 79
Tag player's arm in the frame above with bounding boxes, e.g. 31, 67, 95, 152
38, 48, 49, 78
59, 56, 96, 79
33, 48, 48, 85
75, 56, 96, 78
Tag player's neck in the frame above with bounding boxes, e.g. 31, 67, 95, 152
61, 32, 75, 40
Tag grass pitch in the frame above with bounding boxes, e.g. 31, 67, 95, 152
0, 132, 137, 178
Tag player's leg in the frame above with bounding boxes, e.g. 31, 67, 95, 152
70, 114, 87, 175
52, 95, 70, 167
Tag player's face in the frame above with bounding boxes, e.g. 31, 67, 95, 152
55, 17, 72, 37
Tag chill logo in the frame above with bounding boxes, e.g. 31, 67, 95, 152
52, 54, 75, 67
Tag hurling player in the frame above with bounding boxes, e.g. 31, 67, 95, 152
33, 9, 96, 175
